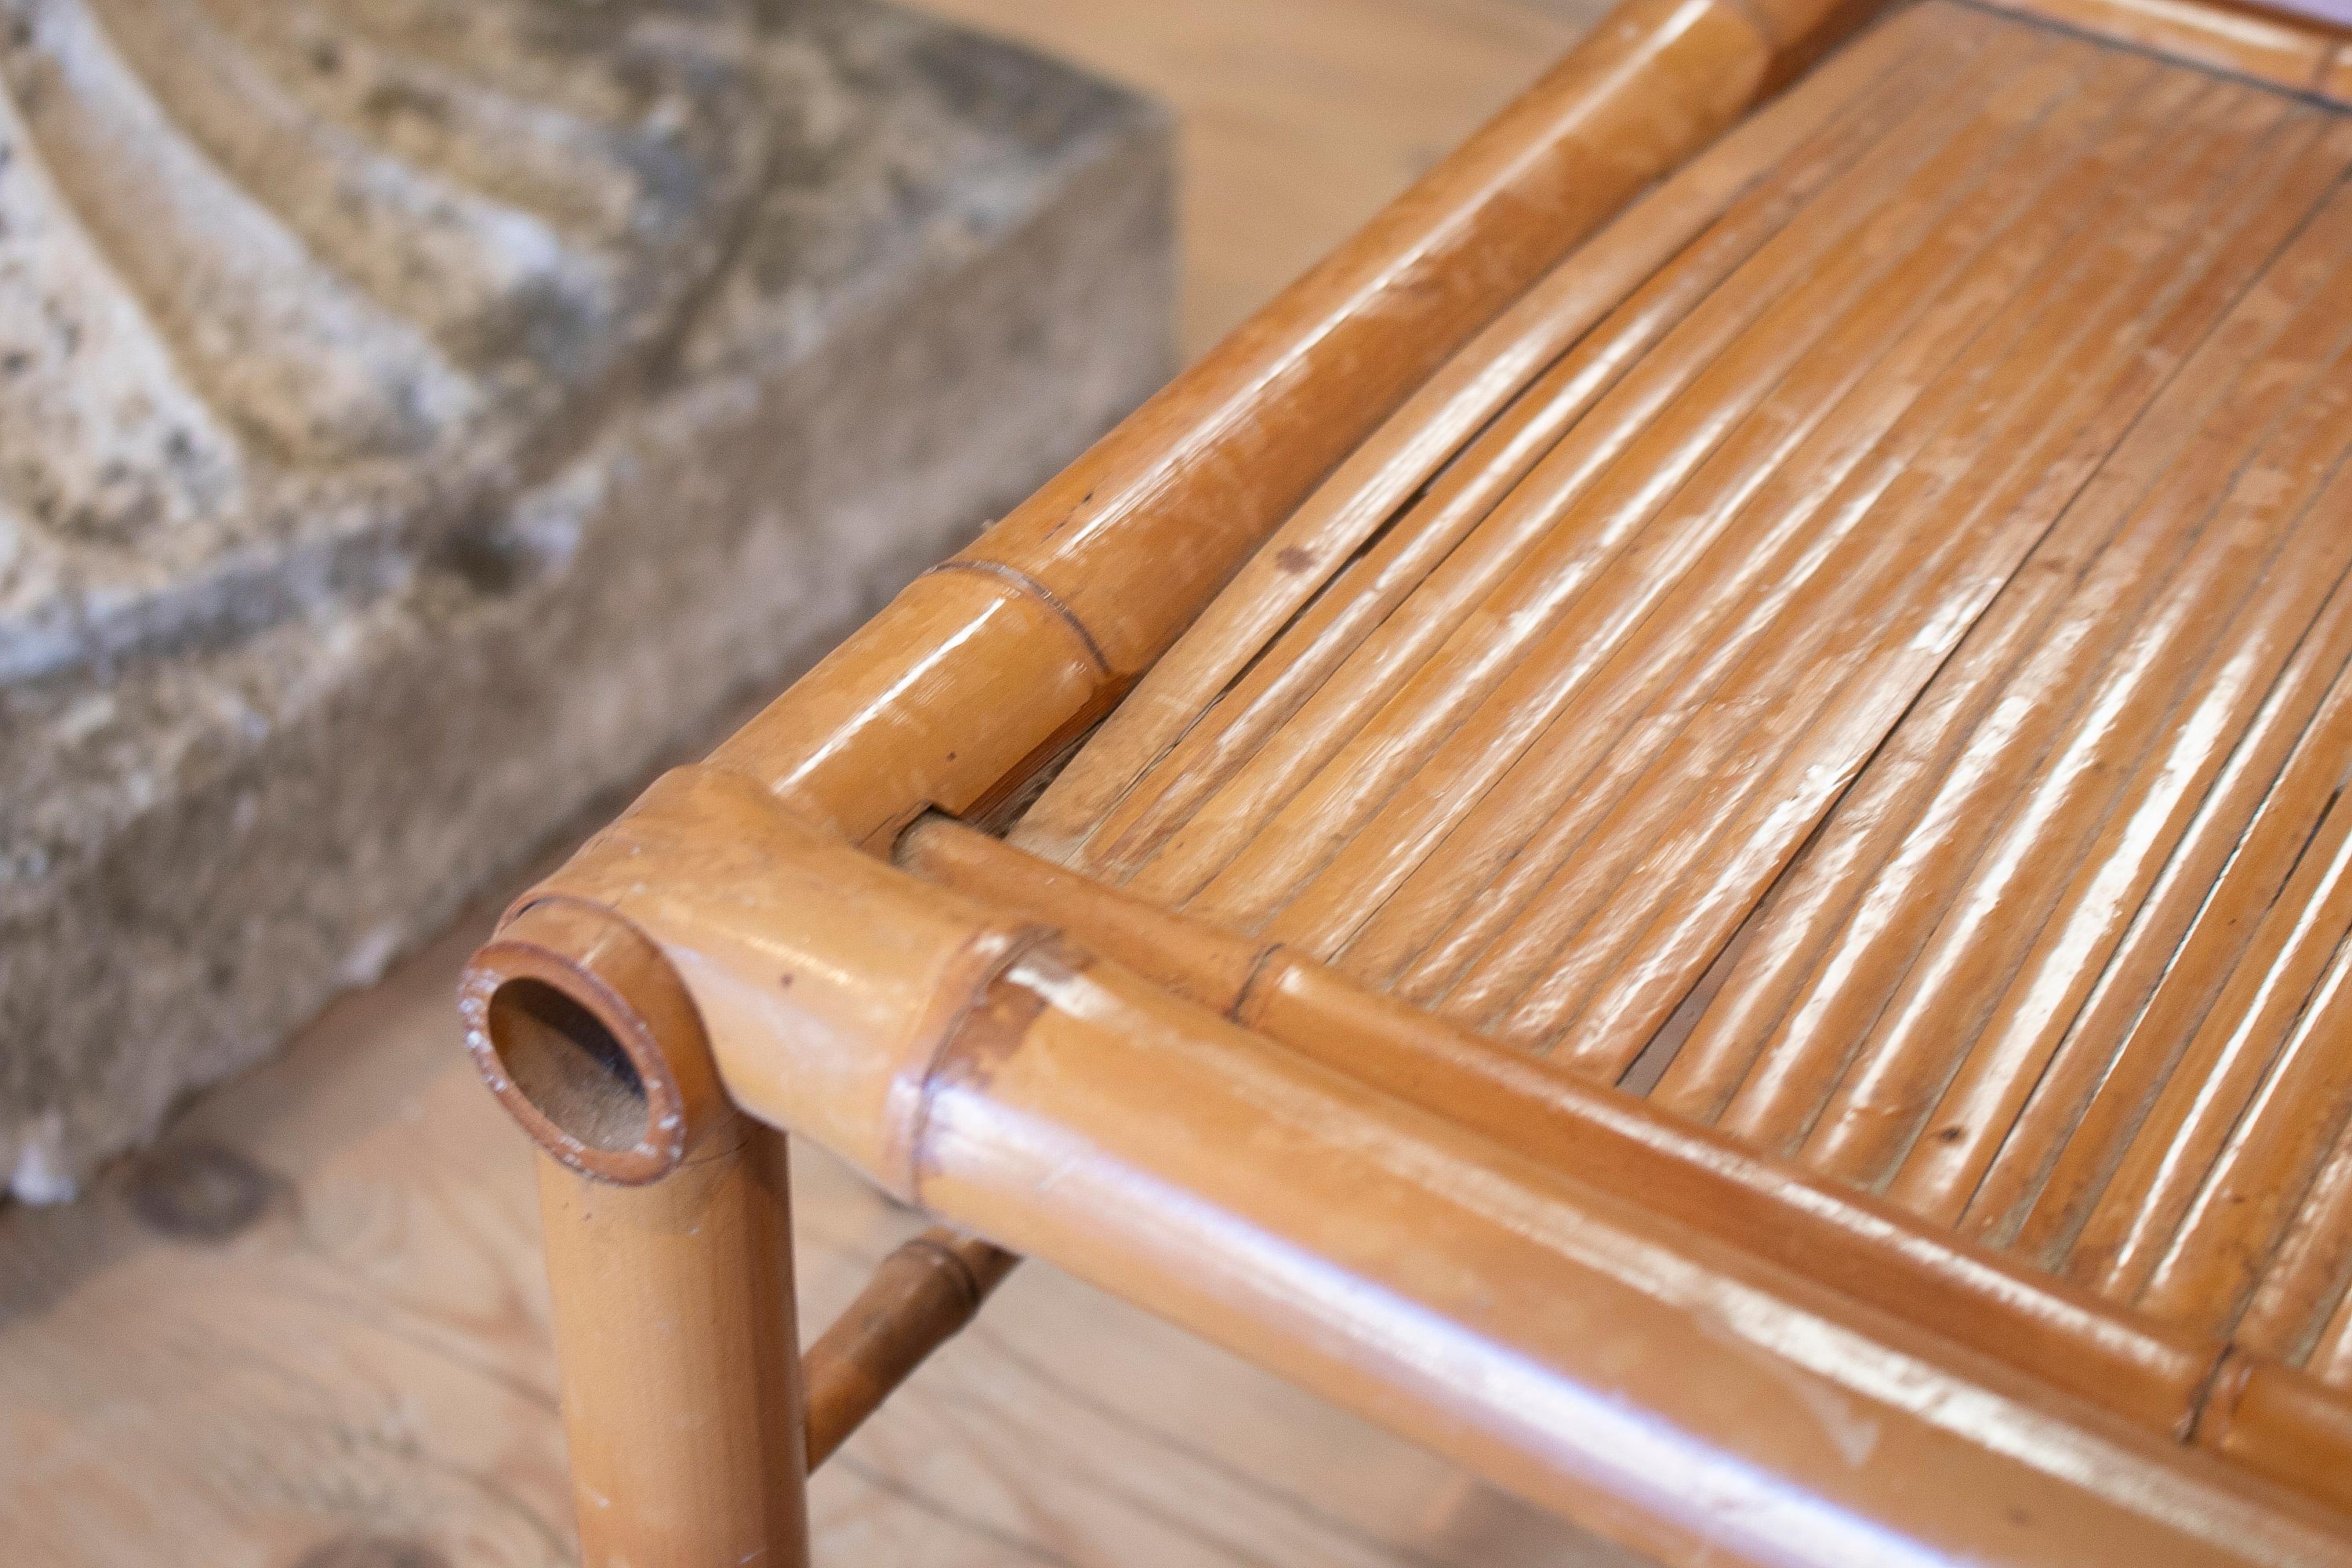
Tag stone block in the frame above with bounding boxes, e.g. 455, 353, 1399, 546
0, 0, 1174, 1197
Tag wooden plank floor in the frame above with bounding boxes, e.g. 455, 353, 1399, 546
913, 0, 1592, 358
0, 2, 1641, 1564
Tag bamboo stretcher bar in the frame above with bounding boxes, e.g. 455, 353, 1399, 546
800, 1225, 1017, 1468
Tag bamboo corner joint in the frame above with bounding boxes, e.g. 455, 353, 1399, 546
456, 0, 2352, 1562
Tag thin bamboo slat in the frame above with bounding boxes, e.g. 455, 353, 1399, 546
1123, 21, 2038, 924
1338, 54, 2245, 1036
1259, 41, 2129, 961
1026, 5, 1977, 876
1021, 11, 1950, 872
1650, 102, 2352, 1126
1321, 43, 2180, 993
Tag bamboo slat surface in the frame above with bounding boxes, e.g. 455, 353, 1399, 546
1022, 0, 2352, 1388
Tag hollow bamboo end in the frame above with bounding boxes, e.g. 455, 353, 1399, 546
459, 898, 722, 1184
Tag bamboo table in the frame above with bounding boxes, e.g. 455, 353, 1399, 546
459, 0, 2352, 1559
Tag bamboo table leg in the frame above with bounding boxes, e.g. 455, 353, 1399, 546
536, 1117, 809, 1568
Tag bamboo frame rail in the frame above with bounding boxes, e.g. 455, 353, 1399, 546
893, 810, 2352, 1510
456, 0, 2352, 1559
491, 763, 2352, 1564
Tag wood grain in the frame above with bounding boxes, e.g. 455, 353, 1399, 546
910, 0, 1605, 361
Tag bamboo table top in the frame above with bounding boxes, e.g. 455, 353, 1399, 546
1014, 0, 2352, 1388
437, 0, 2352, 1550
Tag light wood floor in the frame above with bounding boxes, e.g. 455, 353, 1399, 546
0, 2, 1642, 1564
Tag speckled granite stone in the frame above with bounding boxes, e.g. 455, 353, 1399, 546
0, 0, 1173, 1198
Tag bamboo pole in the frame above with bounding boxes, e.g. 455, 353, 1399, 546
537, 1127, 808, 1568
463, 899, 809, 1565
896, 816, 2217, 1428
898, 814, 2352, 1519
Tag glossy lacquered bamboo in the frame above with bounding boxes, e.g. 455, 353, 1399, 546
524, 779, 2352, 1564
1792, 258, 2352, 1191
1668, 124, 2352, 1149
1292, 41, 2181, 1002
1315, 45, 2172, 989
897, 816, 2230, 1432
1959, 569, 2352, 1248
535, 1127, 808, 1568
1142, 26, 2038, 927
455, 10, 1846, 1553
1403, 71, 2316, 1063
1254, 38, 2111, 960
694, 0, 1813, 852
1996, 658, 2352, 1263
898, 817, 2352, 1515
1880, 385, 2352, 1224
1348, 53, 2218, 1012
1505, 85, 2331, 1073
1981, 0, 2352, 103
2197, 1356, 2352, 1514
801, 1226, 1017, 1468
2236, 1109, 2352, 1369
2069, 808, 2352, 1299
1022, 5, 1950, 869
462, 898, 733, 1185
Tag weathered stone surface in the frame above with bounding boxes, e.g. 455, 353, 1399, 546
0, 0, 1174, 1198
